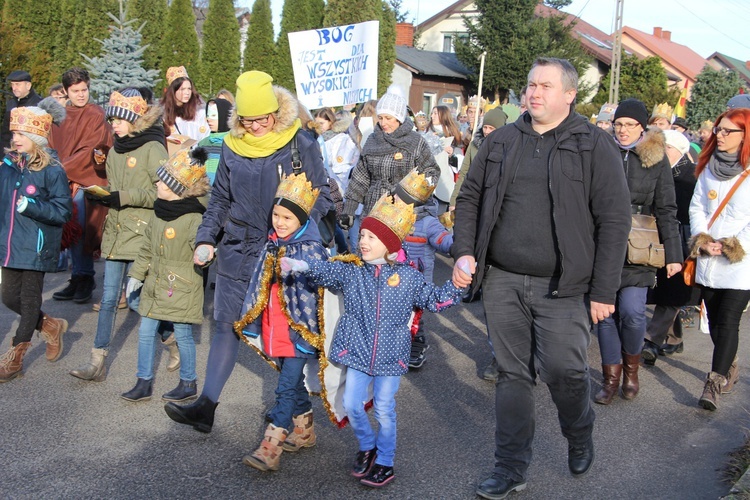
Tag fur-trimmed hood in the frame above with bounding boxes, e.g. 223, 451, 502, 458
632, 127, 667, 168
129, 105, 164, 137
228, 85, 299, 138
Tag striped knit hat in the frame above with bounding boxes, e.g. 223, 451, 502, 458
105, 88, 147, 124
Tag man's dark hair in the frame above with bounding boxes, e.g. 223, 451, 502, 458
61, 68, 90, 91
530, 58, 578, 92
48, 83, 65, 95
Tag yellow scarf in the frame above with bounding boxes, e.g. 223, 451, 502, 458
224, 119, 302, 158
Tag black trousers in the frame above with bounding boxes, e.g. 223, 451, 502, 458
702, 287, 750, 376
2, 268, 45, 345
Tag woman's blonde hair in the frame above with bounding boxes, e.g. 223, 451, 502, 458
5, 141, 53, 171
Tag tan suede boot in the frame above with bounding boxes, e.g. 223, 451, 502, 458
722, 357, 739, 394
38, 315, 68, 362
594, 364, 622, 405
69, 348, 108, 382
243, 424, 288, 471
0, 342, 32, 382
621, 353, 641, 400
162, 334, 180, 372
282, 410, 316, 452
699, 371, 726, 411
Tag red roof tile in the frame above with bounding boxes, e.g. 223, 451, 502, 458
621, 26, 708, 82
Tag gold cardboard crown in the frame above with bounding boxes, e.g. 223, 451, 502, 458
651, 102, 673, 120
466, 95, 486, 110
397, 169, 435, 205
275, 172, 319, 216
483, 100, 500, 113
164, 149, 206, 190
700, 119, 714, 130
367, 194, 416, 242
108, 91, 147, 117
166, 66, 189, 86
10, 107, 52, 138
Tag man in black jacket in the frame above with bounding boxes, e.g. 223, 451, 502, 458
1, 70, 42, 148
451, 58, 631, 499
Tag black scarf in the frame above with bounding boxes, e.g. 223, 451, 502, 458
114, 124, 167, 154
708, 150, 744, 181
154, 197, 206, 222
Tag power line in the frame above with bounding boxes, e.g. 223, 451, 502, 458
669, 0, 750, 52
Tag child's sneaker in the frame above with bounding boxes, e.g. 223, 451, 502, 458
351, 448, 377, 478
408, 335, 429, 369
360, 464, 395, 487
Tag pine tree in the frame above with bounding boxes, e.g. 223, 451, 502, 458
125, 0, 167, 72
592, 54, 680, 112
198, 0, 240, 96
324, 0, 379, 27
243, 0, 276, 75
0, 0, 57, 93
378, 1, 397, 94
686, 66, 746, 129
70, 0, 119, 68
80, 5, 160, 103
276, 0, 324, 90
161, 0, 201, 84
55, 0, 82, 73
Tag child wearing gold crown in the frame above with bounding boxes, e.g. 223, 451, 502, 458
120, 147, 210, 402
0, 97, 72, 381
232, 172, 327, 472
280, 194, 466, 488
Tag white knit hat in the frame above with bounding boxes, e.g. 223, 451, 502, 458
663, 129, 690, 156
376, 84, 407, 123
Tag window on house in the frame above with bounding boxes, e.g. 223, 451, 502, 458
422, 93, 436, 114
443, 33, 469, 53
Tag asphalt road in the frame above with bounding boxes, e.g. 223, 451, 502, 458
1, 255, 747, 499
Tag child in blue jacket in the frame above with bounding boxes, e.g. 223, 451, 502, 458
281, 194, 465, 488
233, 172, 327, 473
0, 98, 72, 381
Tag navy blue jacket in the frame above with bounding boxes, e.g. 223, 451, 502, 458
0, 152, 72, 272
196, 130, 331, 323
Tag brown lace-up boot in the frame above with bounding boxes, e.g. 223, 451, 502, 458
0, 342, 32, 382
38, 314, 68, 362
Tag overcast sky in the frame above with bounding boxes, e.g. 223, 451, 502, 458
237, 0, 750, 61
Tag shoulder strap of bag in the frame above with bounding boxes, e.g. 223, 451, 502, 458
708, 167, 750, 229
290, 134, 302, 174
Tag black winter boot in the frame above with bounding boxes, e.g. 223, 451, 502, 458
162, 379, 198, 402
53, 275, 81, 301
164, 394, 218, 433
121, 378, 154, 402
73, 275, 96, 303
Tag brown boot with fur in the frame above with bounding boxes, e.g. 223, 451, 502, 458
621, 353, 641, 400
283, 410, 316, 452
594, 364, 622, 405
38, 314, 68, 362
243, 424, 288, 471
0, 342, 32, 382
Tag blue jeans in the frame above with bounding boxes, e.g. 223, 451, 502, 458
136, 316, 196, 381
482, 267, 594, 482
71, 189, 94, 277
267, 357, 311, 430
597, 286, 648, 363
94, 260, 170, 350
343, 368, 401, 467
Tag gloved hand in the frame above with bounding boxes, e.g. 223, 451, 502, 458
194, 244, 215, 266
86, 191, 120, 209
338, 214, 353, 230
125, 277, 143, 298
16, 195, 31, 213
280, 257, 309, 275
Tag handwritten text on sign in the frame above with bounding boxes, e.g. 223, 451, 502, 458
289, 20, 379, 110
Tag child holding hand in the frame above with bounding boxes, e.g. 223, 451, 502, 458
281, 194, 466, 488
233, 172, 327, 472
121, 147, 210, 402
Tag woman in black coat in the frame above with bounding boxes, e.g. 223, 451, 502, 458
595, 99, 682, 405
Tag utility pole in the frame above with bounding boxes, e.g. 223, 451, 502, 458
609, 0, 624, 103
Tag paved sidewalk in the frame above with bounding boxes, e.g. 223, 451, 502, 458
1, 256, 748, 499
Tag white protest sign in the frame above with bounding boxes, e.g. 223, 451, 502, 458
288, 20, 379, 110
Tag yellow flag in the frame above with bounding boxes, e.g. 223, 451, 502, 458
674, 80, 689, 119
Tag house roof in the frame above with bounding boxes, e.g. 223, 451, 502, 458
417, 0, 474, 32
536, 4, 615, 65
708, 52, 750, 84
621, 26, 708, 82
395, 46, 470, 79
